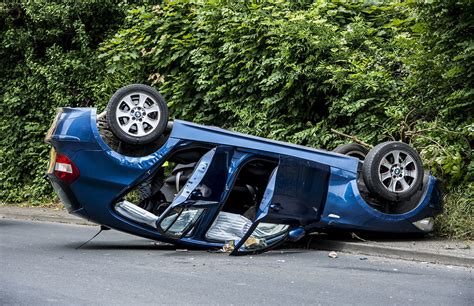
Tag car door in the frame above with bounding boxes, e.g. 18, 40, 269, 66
156, 146, 232, 239
231, 155, 330, 255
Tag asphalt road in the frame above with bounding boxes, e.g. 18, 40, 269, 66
1, 219, 472, 305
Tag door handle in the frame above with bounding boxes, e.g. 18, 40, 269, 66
270, 203, 282, 211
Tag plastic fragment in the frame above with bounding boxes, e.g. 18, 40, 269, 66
328, 251, 338, 258
222, 240, 235, 253
244, 237, 266, 249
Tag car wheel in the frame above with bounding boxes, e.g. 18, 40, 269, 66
333, 143, 369, 160
106, 84, 169, 145
362, 141, 423, 202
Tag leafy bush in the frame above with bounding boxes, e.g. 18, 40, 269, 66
1, 1, 472, 238
100, 1, 472, 183
0, 1, 129, 202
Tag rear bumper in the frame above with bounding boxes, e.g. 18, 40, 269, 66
47, 174, 89, 219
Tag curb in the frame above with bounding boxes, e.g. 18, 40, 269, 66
306, 239, 474, 268
1, 207, 472, 267
0, 209, 95, 227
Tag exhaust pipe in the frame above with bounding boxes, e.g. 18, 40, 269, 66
115, 201, 158, 228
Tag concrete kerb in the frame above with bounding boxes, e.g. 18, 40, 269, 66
1, 205, 472, 267
305, 238, 474, 267
0, 206, 94, 226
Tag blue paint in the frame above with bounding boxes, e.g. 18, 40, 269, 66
288, 227, 306, 242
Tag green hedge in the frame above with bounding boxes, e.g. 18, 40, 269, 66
1, 1, 472, 238
0, 1, 129, 202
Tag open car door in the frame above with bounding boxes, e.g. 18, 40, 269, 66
155, 146, 232, 239
231, 155, 330, 255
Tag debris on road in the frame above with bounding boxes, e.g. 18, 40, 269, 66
328, 251, 338, 258
222, 240, 235, 253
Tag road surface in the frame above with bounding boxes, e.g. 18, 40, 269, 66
1, 219, 472, 305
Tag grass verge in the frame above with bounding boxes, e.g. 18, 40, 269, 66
435, 183, 473, 240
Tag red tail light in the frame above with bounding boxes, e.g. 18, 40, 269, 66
54, 153, 80, 184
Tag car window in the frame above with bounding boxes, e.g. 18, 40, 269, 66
159, 207, 204, 238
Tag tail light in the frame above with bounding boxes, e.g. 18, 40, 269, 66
54, 153, 80, 184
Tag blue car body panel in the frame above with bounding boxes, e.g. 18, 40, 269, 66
47, 107, 443, 250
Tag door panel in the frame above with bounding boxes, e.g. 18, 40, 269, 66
231, 155, 330, 255
169, 146, 232, 207
258, 155, 330, 225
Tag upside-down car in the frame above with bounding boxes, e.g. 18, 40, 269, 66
45, 84, 442, 255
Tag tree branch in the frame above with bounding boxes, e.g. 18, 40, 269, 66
330, 128, 373, 148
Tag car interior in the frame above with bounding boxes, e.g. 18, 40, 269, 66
138, 147, 278, 221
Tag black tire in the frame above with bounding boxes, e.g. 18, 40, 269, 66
106, 84, 168, 145
333, 143, 369, 160
363, 141, 424, 202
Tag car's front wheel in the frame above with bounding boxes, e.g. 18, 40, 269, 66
362, 141, 424, 202
106, 84, 169, 145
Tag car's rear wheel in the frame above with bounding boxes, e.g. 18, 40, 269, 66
106, 84, 169, 145
333, 143, 369, 160
362, 141, 423, 202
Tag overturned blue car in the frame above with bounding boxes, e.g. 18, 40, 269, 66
45, 84, 442, 255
